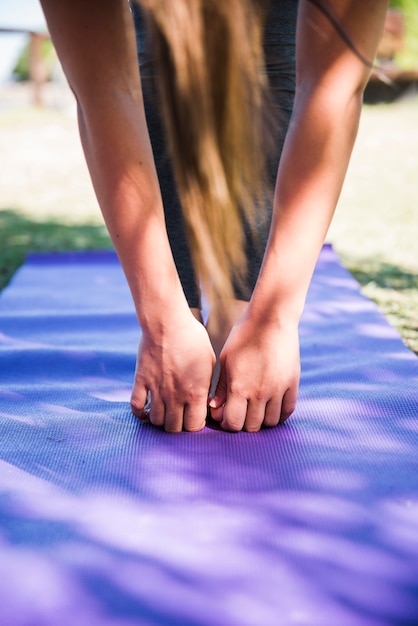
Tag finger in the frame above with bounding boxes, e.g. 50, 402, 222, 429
280, 386, 298, 423
130, 380, 149, 421
208, 401, 224, 422
149, 396, 165, 428
164, 403, 185, 434
263, 397, 282, 428
220, 395, 248, 432
243, 400, 267, 433
208, 362, 228, 422
183, 402, 207, 433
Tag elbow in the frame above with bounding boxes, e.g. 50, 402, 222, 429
295, 70, 365, 131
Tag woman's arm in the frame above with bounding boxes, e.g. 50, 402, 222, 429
40, 0, 215, 432
210, 0, 389, 431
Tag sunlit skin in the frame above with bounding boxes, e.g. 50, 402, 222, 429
39, 0, 388, 433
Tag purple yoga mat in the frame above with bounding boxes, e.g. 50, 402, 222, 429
0, 245, 417, 626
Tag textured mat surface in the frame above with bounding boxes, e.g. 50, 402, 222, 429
0, 245, 417, 626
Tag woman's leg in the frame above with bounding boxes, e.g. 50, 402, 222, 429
131, 4, 202, 311
232, 0, 298, 301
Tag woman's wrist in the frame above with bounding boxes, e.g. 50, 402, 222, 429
113, 230, 191, 335
246, 294, 303, 332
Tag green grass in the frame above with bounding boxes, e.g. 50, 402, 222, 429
0, 97, 112, 290
0, 209, 111, 290
390, 0, 418, 69
328, 99, 418, 354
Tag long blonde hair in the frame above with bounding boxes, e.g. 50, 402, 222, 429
136, 0, 273, 307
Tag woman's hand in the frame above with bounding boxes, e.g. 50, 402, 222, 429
131, 312, 215, 433
209, 314, 300, 432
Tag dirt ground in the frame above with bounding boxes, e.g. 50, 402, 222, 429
0, 81, 101, 224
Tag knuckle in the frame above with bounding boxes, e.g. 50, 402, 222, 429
150, 413, 164, 427
263, 418, 279, 429
184, 406, 207, 432
186, 387, 207, 404
209, 406, 223, 422
185, 420, 206, 433
222, 417, 243, 433
228, 381, 247, 399
263, 414, 280, 428
165, 425, 182, 434
133, 370, 146, 387
244, 424, 261, 433
253, 386, 268, 402
280, 405, 296, 423
130, 399, 145, 415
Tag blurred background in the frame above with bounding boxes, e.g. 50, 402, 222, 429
0, 0, 417, 354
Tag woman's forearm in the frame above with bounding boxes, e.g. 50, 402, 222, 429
249, 0, 389, 326
76, 95, 189, 332
40, 0, 189, 332
250, 84, 363, 325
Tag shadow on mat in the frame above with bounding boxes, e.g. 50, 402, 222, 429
0, 394, 418, 625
